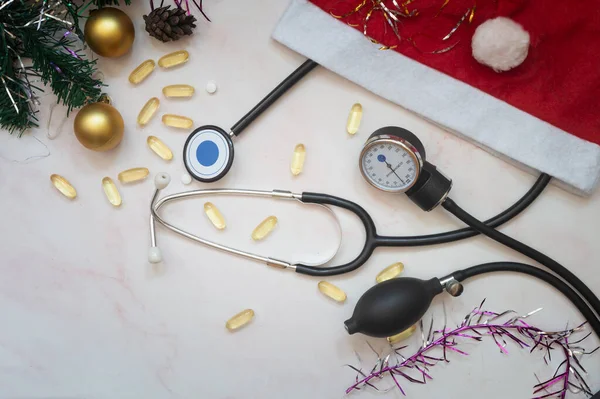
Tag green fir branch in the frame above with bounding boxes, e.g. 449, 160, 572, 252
22, 24, 104, 112
0, 0, 131, 134
61, 1, 85, 39
0, 23, 37, 134
0, 70, 38, 134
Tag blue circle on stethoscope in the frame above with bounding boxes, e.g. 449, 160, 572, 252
196, 140, 219, 167
377, 154, 386, 162
183, 125, 235, 182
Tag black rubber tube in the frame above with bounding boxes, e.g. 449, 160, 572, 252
377, 173, 551, 246
296, 192, 378, 276
230, 59, 318, 136
295, 174, 550, 276
443, 198, 600, 322
453, 262, 600, 337
455, 263, 600, 398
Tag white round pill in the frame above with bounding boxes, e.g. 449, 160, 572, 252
181, 173, 192, 185
206, 81, 217, 94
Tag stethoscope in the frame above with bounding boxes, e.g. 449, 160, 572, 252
150, 126, 543, 274
150, 126, 600, 395
183, 59, 318, 182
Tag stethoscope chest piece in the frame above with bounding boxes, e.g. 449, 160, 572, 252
183, 125, 235, 182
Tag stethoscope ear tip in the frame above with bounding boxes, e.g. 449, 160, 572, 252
148, 247, 163, 263
155, 173, 171, 190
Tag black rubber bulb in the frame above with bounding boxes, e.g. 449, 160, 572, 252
345, 277, 443, 337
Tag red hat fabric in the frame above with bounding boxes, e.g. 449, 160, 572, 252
309, 0, 600, 146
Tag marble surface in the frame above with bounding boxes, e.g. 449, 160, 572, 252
1, 1, 599, 398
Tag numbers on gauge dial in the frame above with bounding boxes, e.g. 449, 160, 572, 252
362, 143, 417, 191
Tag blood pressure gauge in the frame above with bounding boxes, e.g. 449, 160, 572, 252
359, 126, 426, 193
359, 126, 452, 212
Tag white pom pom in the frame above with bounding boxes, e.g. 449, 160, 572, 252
154, 172, 171, 190
471, 17, 530, 72
148, 247, 163, 263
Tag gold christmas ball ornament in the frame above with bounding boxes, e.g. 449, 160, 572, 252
84, 7, 135, 58
74, 101, 124, 151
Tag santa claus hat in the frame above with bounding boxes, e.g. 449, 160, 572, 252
272, 0, 600, 195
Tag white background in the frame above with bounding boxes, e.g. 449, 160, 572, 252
1, 0, 599, 398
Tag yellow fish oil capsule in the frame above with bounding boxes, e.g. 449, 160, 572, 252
290, 143, 306, 176
376, 262, 405, 283
226, 309, 255, 331
147, 136, 173, 161
50, 174, 77, 199
162, 84, 195, 98
251, 216, 278, 241
158, 50, 189, 68
128, 59, 155, 84
318, 281, 347, 303
137, 97, 160, 126
118, 167, 149, 184
102, 177, 122, 207
162, 114, 193, 129
346, 103, 363, 135
387, 325, 417, 344
204, 202, 226, 230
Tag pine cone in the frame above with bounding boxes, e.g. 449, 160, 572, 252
143, 6, 197, 42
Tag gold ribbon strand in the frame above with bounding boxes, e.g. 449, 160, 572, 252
328, 0, 477, 53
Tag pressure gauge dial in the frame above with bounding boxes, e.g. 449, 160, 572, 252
359, 127, 426, 193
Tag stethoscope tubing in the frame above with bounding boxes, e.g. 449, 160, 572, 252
295, 173, 550, 276
230, 60, 319, 136
150, 173, 550, 277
